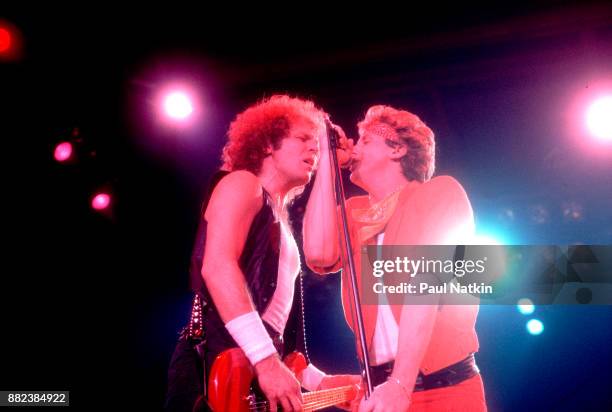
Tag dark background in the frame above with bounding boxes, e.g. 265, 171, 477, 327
2, 3, 612, 410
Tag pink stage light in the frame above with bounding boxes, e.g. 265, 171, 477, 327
163, 91, 193, 120
586, 96, 612, 141
91, 193, 111, 211
53, 142, 73, 162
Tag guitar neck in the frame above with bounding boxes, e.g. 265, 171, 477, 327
248, 385, 356, 411
302, 385, 356, 411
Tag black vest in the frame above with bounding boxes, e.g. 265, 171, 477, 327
189, 171, 305, 359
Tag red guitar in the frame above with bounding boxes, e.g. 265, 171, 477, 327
204, 348, 360, 412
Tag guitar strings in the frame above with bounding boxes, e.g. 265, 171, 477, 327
249, 394, 351, 412
248, 385, 353, 406
248, 386, 355, 411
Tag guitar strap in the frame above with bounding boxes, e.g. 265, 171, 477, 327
183, 294, 207, 398
194, 341, 207, 399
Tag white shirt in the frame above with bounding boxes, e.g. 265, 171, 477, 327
261, 219, 301, 334
260, 218, 327, 390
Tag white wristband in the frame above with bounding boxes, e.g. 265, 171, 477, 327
301, 363, 328, 391
225, 311, 277, 366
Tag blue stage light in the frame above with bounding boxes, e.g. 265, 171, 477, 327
526, 319, 544, 335
517, 298, 535, 315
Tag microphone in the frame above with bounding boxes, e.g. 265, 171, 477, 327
325, 119, 354, 169
325, 119, 339, 147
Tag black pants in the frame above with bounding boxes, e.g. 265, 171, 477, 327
165, 339, 212, 412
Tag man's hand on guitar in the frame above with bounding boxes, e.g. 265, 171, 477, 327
255, 354, 304, 412
317, 374, 363, 411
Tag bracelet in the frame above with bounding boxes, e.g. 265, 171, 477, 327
387, 376, 411, 398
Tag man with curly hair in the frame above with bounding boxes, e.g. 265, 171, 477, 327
166, 95, 359, 412
303, 105, 486, 411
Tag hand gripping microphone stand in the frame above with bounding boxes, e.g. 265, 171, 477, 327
325, 120, 373, 398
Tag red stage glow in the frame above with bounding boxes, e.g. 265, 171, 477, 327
53, 142, 73, 162
0, 20, 23, 61
0, 27, 11, 53
91, 193, 111, 211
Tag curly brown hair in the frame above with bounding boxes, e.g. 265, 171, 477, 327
358, 105, 436, 182
222, 95, 326, 174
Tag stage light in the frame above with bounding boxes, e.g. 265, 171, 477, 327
472, 233, 502, 245
163, 91, 193, 120
53, 142, 73, 162
444, 224, 509, 245
0, 20, 22, 61
586, 96, 612, 141
529, 205, 549, 225
561, 201, 583, 221
0, 27, 11, 53
517, 298, 535, 315
526, 319, 544, 335
91, 193, 111, 211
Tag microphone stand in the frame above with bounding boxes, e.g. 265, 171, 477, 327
326, 121, 373, 398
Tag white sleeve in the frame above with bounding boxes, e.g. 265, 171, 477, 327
301, 363, 328, 391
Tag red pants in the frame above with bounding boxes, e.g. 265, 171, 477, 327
408, 374, 487, 412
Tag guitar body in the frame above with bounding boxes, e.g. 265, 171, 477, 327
207, 348, 259, 412
206, 348, 357, 412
